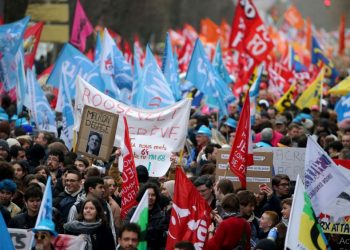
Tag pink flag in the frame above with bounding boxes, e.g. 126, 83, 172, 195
70, 0, 93, 52
120, 116, 139, 219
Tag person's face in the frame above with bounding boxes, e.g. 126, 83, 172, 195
229, 131, 236, 145
65, 173, 81, 193
274, 179, 290, 197
288, 127, 300, 139
259, 213, 272, 231
88, 135, 101, 150
90, 184, 105, 199
13, 163, 25, 180
25, 197, 41, 215
0, 190, 13, 205
208, 147, 218, 163
342, 135, 350, 148
275, 124, 286, 134
16, 150, 27, 161
118, 230, 139, 250
0, 131, 8, 140
104, 179, 116, 195
148, 188, 156, 209
46, 155, 60, 172
35, 133, 47, 147
83, 201, 97, 222
34, 231, 52, 250
0, 149, 8, 160
196, 184, 212, 202
195, 134, 209, 147
281, 203, 291, 219
74, 160, 87, 173
36, 169, 48, 179
240, 203, 255, 217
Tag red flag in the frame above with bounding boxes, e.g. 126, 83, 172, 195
70, 0, 93, 52
229, 0, 274, 63
178, 38, 193, 73
123, 40, 133, 65
228, 92, 253, 188
134, 35, 145, 66
166, 168, 212, 250
120, 116, 139, 219
339, 15, 346, 56
24, 22, 44, 69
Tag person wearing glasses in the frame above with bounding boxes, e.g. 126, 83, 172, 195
53, 169, 83, 232
259, 174, 291, 219
45, 149, 64, 179
64, 198, 115, 250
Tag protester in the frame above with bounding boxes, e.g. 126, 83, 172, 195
117, 222, 141, 250
0, 179, 21, 217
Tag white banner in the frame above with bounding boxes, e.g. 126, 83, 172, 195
305, 136, 350, 216
74, 77, 191, 176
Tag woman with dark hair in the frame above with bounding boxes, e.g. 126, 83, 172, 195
63, 198, 115, 250
34, 165, 50, 179
125, 182, 169, 250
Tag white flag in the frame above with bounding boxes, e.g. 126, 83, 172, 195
305, 136, 350, 216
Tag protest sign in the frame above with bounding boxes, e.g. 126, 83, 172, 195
9, 228, 33, 250
254, 147, 305, 181
75, 76, 191, 176
216, 149, 273, 193
76, 105, 118, 161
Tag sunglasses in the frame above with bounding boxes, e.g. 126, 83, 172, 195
35, 233, 49, 240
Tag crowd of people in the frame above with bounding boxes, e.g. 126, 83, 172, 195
0, 84, 346, 250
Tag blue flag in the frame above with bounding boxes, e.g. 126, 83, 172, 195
249, 65, 264, 125
335, 93, 350, 128
26, 69, 57, 134
136, 45, 175, 109
213, 41, 232, 85
312, 36, 339, 85
47, 43, 104, 99
186, 39, 234, 116
15, 45, 27, 115
131, 45, 143, 106
0, 16, 29, 92
288, 45, 307, 72
0, 212, 14, 250
56, 80, 74, 150
94, 31, 102, 66
162, 32, 182, 101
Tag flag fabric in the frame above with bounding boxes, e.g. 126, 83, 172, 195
15, 46, 27, 115
311, 36, 339, 85
229, 0, 274, 63
26, 68, 57, 134
339, 15, 346, 56
228, 92, 253, 188
335, 93, 350, 129
120, 116, 139, 219
70, 0, 93, 52
328, 76, 350, 96
0, 16, 29, 92
130, 190, 149, 250
287, 45, 308, 73
136, 45, 175, 109
131, 46, 143, 106
94, 31, 102, 65
296, 67, 324, 110
275, 82, 297, 112
285, 175, 329, 250
166, 168, 212, 250
284, 5, 304, 29
23, 21, 44, 69
200, 18, 220, 44
304, 136, 350, 217
186, 39, 234, 116
213, 41, 232, 85
47, 43, 104, 99
0, 213, 15, 250
162, 32, 182, 101
178, 38, 193, 73
56, 80, 75, 150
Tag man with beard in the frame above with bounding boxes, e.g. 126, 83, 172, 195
117, 223, 141, 250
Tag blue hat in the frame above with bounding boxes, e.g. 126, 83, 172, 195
196, 125, 212, 138
0, 112, 9, 121
32, 219, 57, 237
224, 118, 237, 129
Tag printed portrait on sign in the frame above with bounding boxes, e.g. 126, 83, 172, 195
86, 131, 102, 156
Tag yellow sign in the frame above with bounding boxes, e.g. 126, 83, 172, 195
26, 3, 69, 22
41, 24, 69, 43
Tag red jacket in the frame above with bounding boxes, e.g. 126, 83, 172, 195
204, 216, 251, 250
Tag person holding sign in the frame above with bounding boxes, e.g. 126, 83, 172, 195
86, 131, 102, 156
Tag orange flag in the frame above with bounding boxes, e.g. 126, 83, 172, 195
305, 17, 312, 51
339, 15, 346, 55
284, 5, 304, 29
200, 18, 220, 44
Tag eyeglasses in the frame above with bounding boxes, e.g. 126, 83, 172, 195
47, 157, 59, 162
35, 233, 49, 240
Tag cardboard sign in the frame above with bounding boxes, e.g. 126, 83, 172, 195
254, 147, 305, 181
76, 105, 118, 161
216, 149, 273, 193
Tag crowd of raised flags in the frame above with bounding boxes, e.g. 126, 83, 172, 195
1, 0, 350, 249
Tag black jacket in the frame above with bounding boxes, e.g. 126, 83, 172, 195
9, 212, 37, 229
